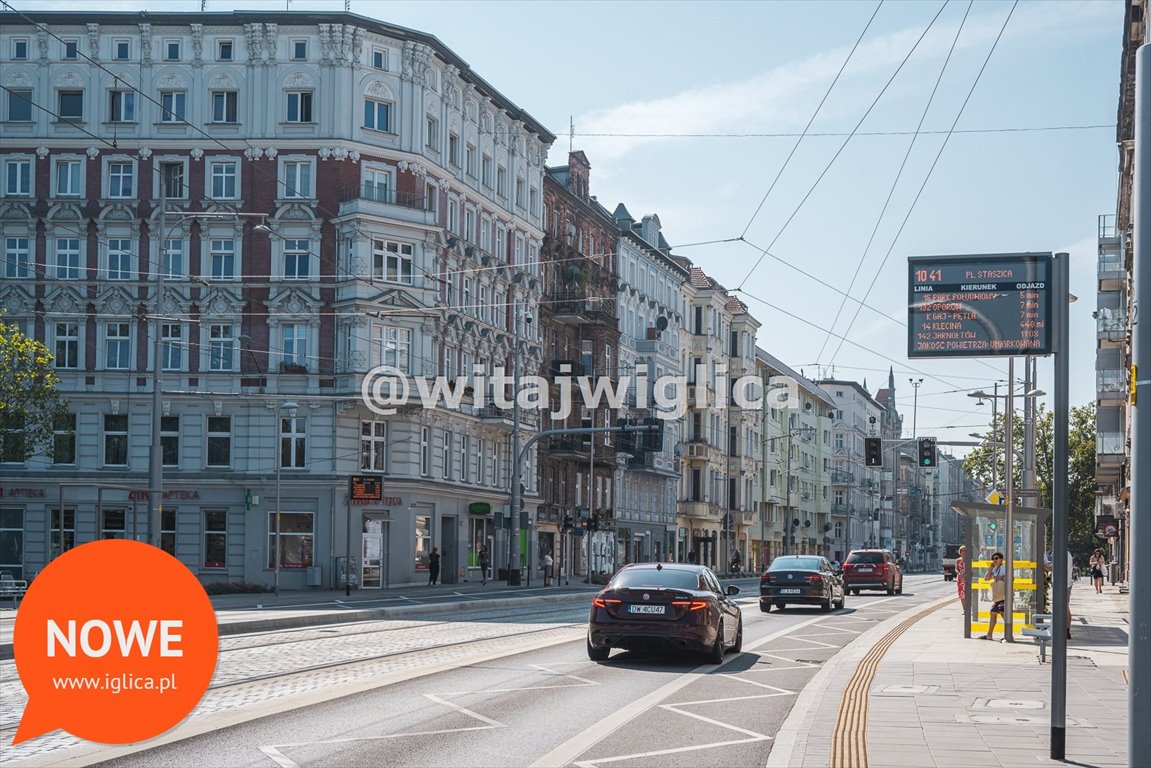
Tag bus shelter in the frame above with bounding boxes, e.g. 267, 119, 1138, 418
950, 501, 1052, 639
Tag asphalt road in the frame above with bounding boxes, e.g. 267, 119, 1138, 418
91, 574, 950, 768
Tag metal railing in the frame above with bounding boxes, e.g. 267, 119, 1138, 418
341, 184, 428, 211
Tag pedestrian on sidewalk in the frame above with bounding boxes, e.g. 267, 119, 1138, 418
1090, 548, 1107, 594
428, 547, 441, 586
1045, 548, 1074, 638
543, 550, 554, 586
478, 544, 490, 585
956, 545, 967, 611
981, 552, 1006, 640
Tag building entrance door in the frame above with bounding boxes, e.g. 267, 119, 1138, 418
362, 519, 385, 588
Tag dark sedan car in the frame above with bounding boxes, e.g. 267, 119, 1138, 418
587, 563, 743, 664
759, 555, 845, 613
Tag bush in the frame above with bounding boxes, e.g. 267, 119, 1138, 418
203, 581, 273, 595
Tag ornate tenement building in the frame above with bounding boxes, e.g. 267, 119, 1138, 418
0, 10, 553, 588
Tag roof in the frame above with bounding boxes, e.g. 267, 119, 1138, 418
755, 347, 836, 408
690, 267, 717, 290
818, 379, 886, 412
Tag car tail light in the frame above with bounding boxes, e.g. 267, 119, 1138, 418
671, 600, 709, 611
807, 574, 824, 586
593, 597, 622, 609
761, 573, 776, 585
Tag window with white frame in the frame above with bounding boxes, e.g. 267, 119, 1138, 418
460, 434, 471, 482
464, 208, 475, 243
53, 413, 76, 465
496, 166, 507, 198
0, 414, 26, 463
480, 219, 491, 253
286, 91, 313, 123
4, 158, 31, 197
420, 426, 430, 476
160, 91, 186, 123
514, 235, 524, 266
206, 416, 231, 467
216, 40, 233, 61
207, 324, 235, 370
210, 91, 238, 123
281, 323, 307, 367
529, 187, 539, 216
162, 237, 184, 278
103, 413, 129, 466
161, 322, 183, 370
106, 238, 133, 280
164, 39, 181, 61
282, 159, 313, 199
109, 90, 135, 122
371, 239, 413, 284
363, 167, 390, 203
371, 47, 387, 70
57, 90, 83, 121
53, 321, 79, 369
7, 88, 32, 122
62, 39, 78, 60
204, 509, 227, 568
158, 160, 185, 199
441, 430, 452, 480
12, 38, 28, 59
282, 238, 309, 279
361, 421, 387, 471
3, 237, 29, 278
280, 415, 306, 468
107, 161, 134, 198
291, 39, 308, 60
363, 99, 391, 132
54, 158, 82, 197
105, 322, 131, 369
54, 238, 81, 279
209, 238, 235, 280
447, 199, 458, 234
209, 159, 237, 199
268, 511, 313, 568
113, 39, 130, 60
515, 177, 525, 208
465, 144, 477, 177
481, 154, 492, 187
496, 228, 507, 262
425, 115, 438, 150
161, 416, 180, 467
374, 326, 411, 372
448, 133, 460, 166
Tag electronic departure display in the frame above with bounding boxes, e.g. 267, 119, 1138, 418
907, 253, 1052, 358
348, 474, 384, 502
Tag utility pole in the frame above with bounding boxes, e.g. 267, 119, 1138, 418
1004, 357, 1016, 642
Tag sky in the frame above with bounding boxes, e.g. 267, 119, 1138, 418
11, 0, 1124, 456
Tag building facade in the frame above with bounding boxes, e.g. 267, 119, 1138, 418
819, 379, 885, 561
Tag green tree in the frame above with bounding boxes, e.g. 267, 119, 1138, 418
0, 320, 68, 461
963, 402, 1097, 564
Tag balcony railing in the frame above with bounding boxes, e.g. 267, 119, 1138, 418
1098, 248, 1123, 277
1096, 431, 1124, 456
1096, 309, 1127, 334
1098, 213, 1118, 240
341, 184, 428, 211
1096, 370, 1126, 395
830, 470, 855, 485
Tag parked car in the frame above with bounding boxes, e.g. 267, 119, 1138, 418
842, 549, 903, 595
586, 562, 743, 664
759, 555, 845, 613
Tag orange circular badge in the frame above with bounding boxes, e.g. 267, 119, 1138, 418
13, 539, 219, 745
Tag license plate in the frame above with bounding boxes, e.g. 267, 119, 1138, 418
629, 604, 666, 614
856, 567, 873, 572
780, 588, 802, 595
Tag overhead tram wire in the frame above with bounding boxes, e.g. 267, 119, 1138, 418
815, 0, 974, 365
825, 0, 1020, 371
736, 0, 949, 291
574, 124, 1114, 139
0, 84, 119, 150
739, 0, 884, 241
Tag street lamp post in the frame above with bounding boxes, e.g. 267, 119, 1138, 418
274, 401, 299, 594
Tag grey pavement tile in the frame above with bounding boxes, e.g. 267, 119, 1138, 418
868, 749, 938, 767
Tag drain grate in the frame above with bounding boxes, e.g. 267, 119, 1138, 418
973, 697, 1044, 710
874, 684, 937, 695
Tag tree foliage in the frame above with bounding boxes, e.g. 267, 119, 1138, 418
963, 402, 1098, 564
0, 320, 68, 460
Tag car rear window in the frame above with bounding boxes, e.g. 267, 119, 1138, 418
610, 568, 704, 590
846, 552, 885, 565
769, 557, 823, 571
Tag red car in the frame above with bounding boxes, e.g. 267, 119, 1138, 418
842, 549, 903, 595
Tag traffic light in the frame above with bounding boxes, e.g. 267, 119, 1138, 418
641, 417, 664, 452
917, 437, 937, 468
616, 418, 636, 455
865, 437, 883, 467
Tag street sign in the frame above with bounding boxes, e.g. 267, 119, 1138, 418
908, 253, 1052, 358
348, 474, 383, 502
985, 490, 1003, 505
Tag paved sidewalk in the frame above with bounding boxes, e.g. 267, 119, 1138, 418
772, 584, 1130, 768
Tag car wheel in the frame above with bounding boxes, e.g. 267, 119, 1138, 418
836, 591, 846, 609
731, 619, 743, 653
776, 602, 786, 611
896, 581, 903, 595
822, 591, 833, 612
760, 603, 772, 613
706, 621, 726, 664
886, 580, 895, 595
587, 636, 610, 662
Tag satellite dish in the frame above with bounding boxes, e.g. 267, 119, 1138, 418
655, 316, 668, 331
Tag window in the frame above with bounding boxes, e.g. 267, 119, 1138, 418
162, 237, 184, 278
207, 324, 235, 371
209, 160, 237, 199
268, 511, 313, 569
465, 144, 477, 177
54, 159, 82, 196
109, 90, 135, 122
105, 322, 130, 369
363, 167, 390, 202
211, 91, 238, 123
529, 187, 539, 216
159, 415, 180, 467
372, 239, 413, 284
286, 91, 313, 122
420, 426, 430, 476
363, 99, 391, 132
283, 238, 309, 279
292, 39, 307, 60
282, 160, 313, 199
209, 239, 235, 279
0, 414, 24, 463
62, 39, 78, 60
425, 116, 439, 150
53, 322, 79, 369
464, 209, 475, 243
206, 416, 231, 467
372, 47, 386, 69
160, 91, 186, 123
204, 510, 227, 568
160, 508, 176, 556
108, 161, 134, 198
52, 413, 76, 465
375, 326, 411, 372
217, 40, 233, 61
7, 88, 32, 122
360, 421, 387, 471
103, 414, 129, 466
50, 507, 76, 558
164, 40, 180, 61
282, 323, 307, 366
481, 220, 491, 252
515, 177, 525, 208
441, 431, 453, 480
58, 90, 83, 121
5, 159, 31, 196
12, 38, 28, 59
448, 133, 460, 166
113, 39, 130, 60
54, 238, 81, 279
158, 161, 185, 199
496, 166, 507, 198
481, 154, 492, 187
161, 323, 183, 370
280, 416, 306, 468
106, 238, 132, 280
0, 508, 24, 580
496, 228, 507, 262
4, 238, 29, 279
101, 508, 126, 539
447, 199, 458, 233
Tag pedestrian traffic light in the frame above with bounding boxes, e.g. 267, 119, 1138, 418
917, 437, 936, 468
865, 437, 883, 467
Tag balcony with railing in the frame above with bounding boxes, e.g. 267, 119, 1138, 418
1096, 369, 1126, 402
679, 500, 720, 521
830, 470, 855, 485
635, 336, 676, 360
1096, 431, 1125, 458
340, 184, 436, 226
682, 440, 717, 463
1096, 308, 1128, 339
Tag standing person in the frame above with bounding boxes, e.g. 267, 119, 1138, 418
955, 545, 968, 612
543, 550, 554, 586
1045, 548, 1075, 638
1089, 548, 1107, 594
428, 547, 441, 586
981, 552, 1007, 640
478, 544, 490, 586
730, 548, 741, 577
